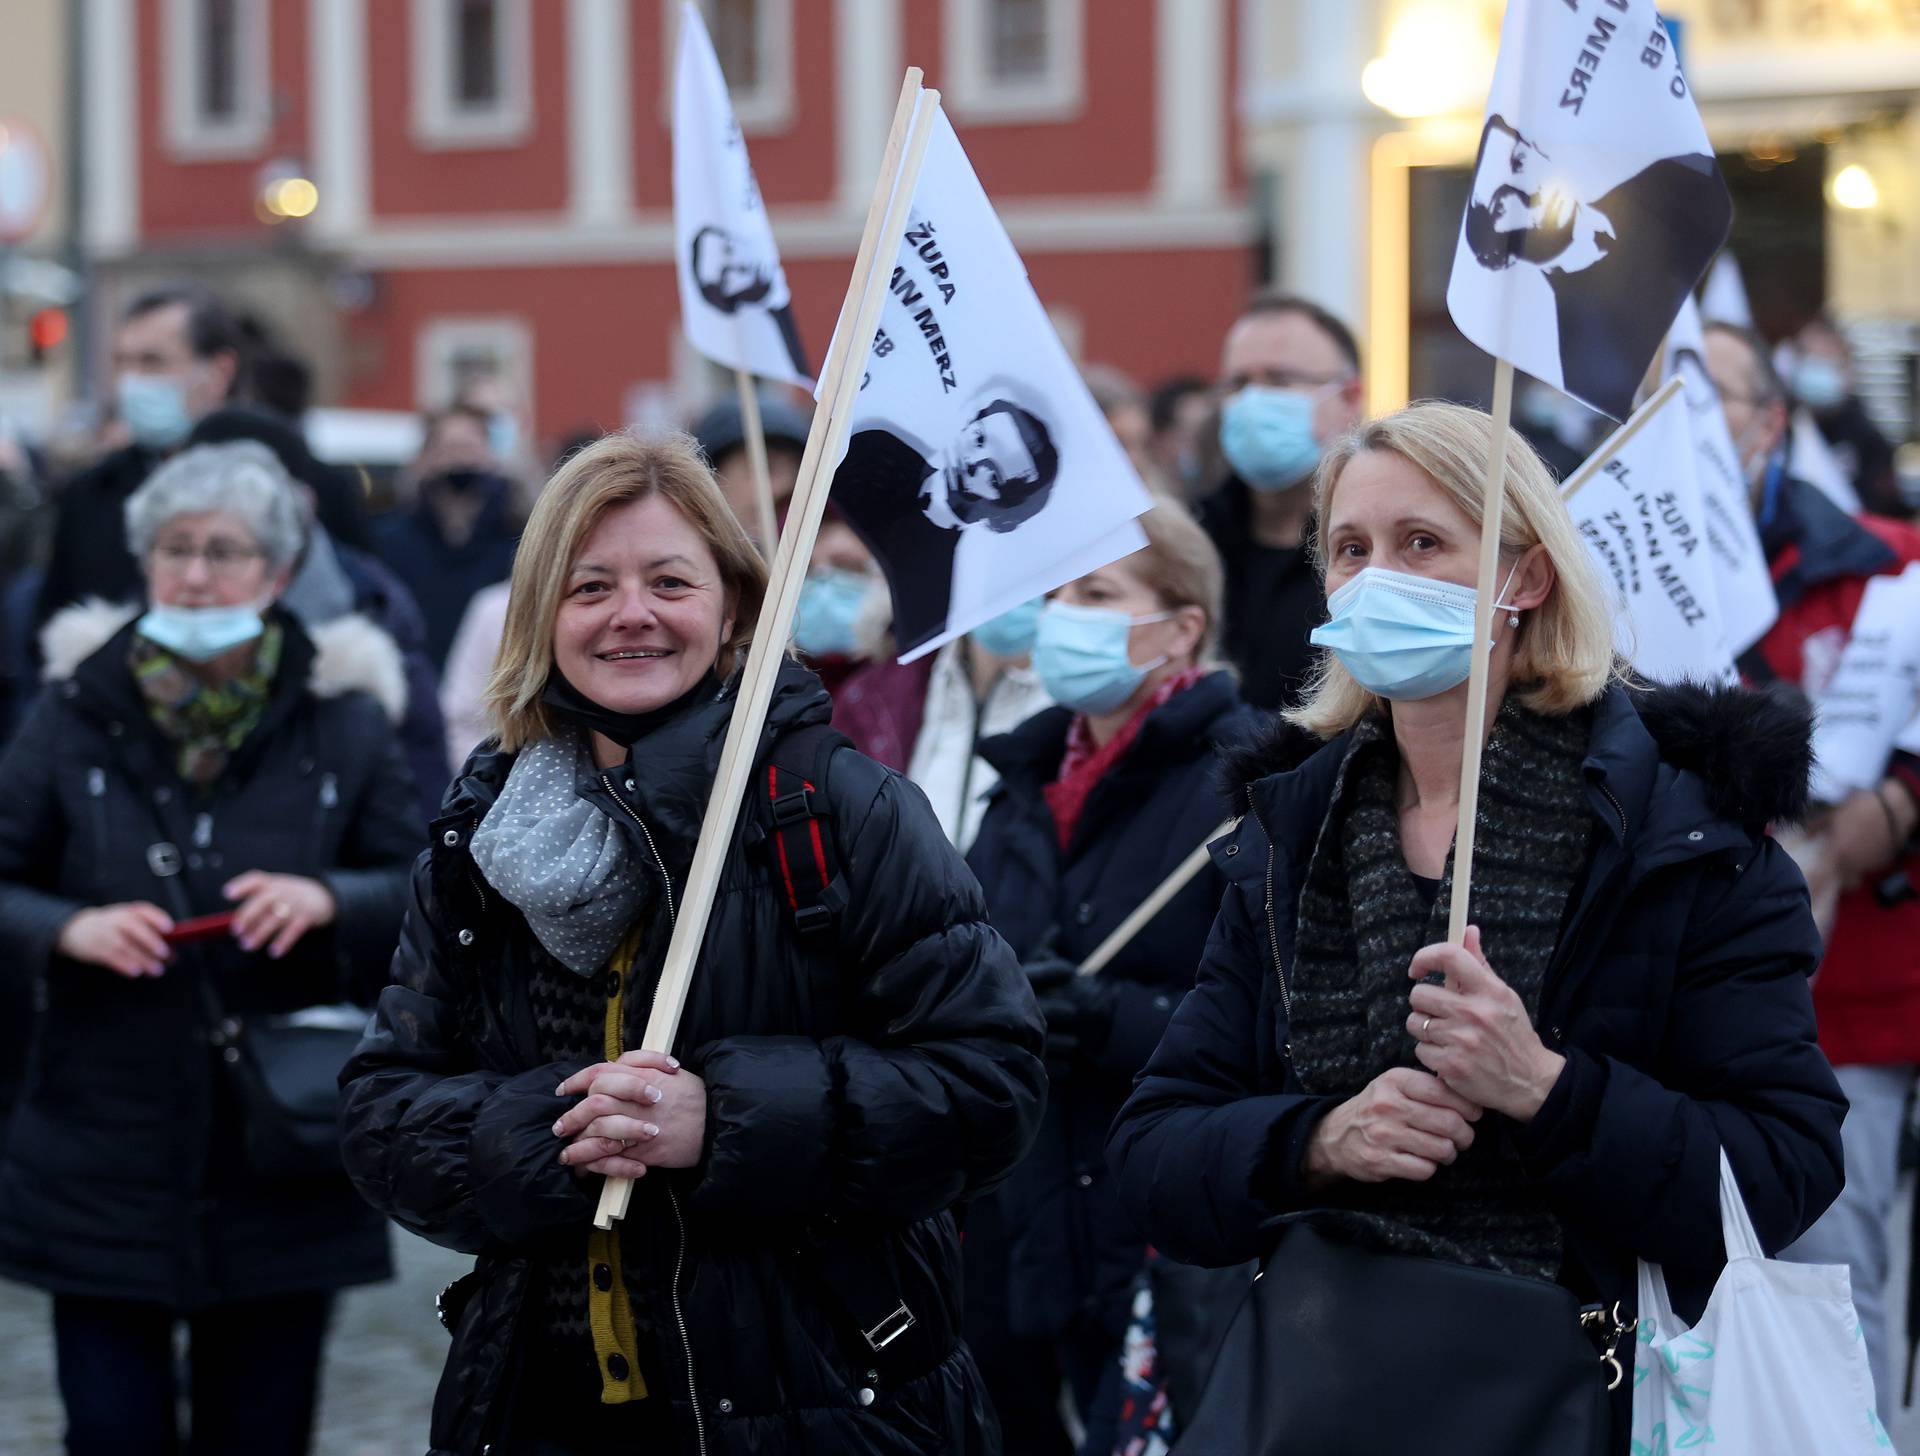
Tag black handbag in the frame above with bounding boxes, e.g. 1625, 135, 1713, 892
198, 977, 365, 1181
1172, 1221, 1628, 1456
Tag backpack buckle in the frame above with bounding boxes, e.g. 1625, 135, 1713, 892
770, 786, 815, 827
862, 1302, 916, 1352
792, 903, 835, 937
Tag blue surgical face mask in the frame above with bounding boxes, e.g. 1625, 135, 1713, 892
117, 373, 194, 450
135, 601, 267, 662
969, 597, 1043, 659
793, 569, 878, 659
1308, 564, 1521, 702
1033, 600, 1171, 715
1790, 356, 1847, 413
1219, 384, 1332, 493
489, 413, 520, 462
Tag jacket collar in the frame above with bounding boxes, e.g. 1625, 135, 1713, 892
1763, 475, 1897, 607
979, 669, 1247, 791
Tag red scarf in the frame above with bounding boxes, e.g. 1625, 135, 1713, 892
1043, 669, 1207, 851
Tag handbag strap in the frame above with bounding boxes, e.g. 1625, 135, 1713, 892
1717, 1148, 1766, 1262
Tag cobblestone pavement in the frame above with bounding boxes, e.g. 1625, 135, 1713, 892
0, 1229, 468, 1455
4, 1198, 1920, 1452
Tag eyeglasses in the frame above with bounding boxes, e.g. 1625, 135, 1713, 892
150, 540, 265, 577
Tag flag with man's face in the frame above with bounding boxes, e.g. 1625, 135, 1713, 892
1446, 1, 1732, 420
672, 1, 811, 388
823, 104, 1151, 663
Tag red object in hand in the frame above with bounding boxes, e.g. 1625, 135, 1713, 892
161, 912, 238, 946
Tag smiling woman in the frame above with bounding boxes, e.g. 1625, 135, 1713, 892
339, 430, 1045, 1455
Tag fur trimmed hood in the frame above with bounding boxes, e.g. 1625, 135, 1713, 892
39, 599, 408, 724
1218, 679, 1814, 832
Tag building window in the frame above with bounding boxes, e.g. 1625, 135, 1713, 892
944, 0, 1083, 124
164, 0, 269, 158
669, 0, 794, 133
413, 0, 533, 149
416, 317, 535, 431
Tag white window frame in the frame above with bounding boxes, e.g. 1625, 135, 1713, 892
163, 0, 271, 159
411, 0, 534, 150
943, 0, 1084, 126
665, 0, 795, 134
415, 316, 536, 425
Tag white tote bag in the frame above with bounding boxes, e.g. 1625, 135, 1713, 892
1631, 1151, 1888, 1453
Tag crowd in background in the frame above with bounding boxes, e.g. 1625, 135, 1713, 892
0, 276, 1914, 1456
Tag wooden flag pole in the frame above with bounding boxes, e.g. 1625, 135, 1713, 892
595, 75, 936, 1229
734, 368, 780, 553
1446, 359, 1516, 946
1558, 376, 1687, 503
1076, 819, 1238, 978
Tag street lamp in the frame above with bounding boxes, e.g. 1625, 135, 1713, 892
1831, 164, 1881, 212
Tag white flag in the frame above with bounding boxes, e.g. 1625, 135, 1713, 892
1700, 251, 1754, 327
1807, 565, 1920, 803
672, 2, 811, 388
1790, 409, 1863, 514
824, 108, 1152, 663
1662, 298, 1779, 654
1564, 387, 1737, 685
1447, 1, 1732, 421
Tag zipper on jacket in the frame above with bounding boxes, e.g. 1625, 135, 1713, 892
600, 772, 704, 1447
668, 1186, 708, 1456
600, 775, 677, 922
1597, 782, 1629, 839
1243, 803, 1293, 1066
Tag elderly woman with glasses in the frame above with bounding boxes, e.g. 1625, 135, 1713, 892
0, 441, 422, 1456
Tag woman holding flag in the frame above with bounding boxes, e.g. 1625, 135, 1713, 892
1106, 402, 1844, 1451
340, 432, 1044, 1455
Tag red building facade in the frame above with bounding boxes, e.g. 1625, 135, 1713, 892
88, 0, 1254, 446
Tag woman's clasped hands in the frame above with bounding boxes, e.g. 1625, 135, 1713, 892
553, 1050, 707, 1181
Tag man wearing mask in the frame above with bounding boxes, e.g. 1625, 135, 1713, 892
372, 402, 524, 669
34, 287, 244, 630
1200, 293, 1365, 711
1706, 320, 1920, 1423
1788, 315, 1906, 520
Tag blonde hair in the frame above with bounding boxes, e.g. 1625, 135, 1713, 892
1286, 401, 1618, 739
1125, 495, 1226, 663
483, 431, 768, 751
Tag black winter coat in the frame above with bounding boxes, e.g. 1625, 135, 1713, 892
966, 671, 1259, 1341
1108, 681, 1847, 1447
339, 662, 1046, 1456
0, 606, 419, 1308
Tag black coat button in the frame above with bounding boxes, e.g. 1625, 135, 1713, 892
1075, 902, 1095, 926
607, 1353, 629, 1381
593, 1263, 613, 1292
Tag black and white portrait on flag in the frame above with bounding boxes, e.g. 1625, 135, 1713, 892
823, 106, 1151, 662
673, 2, 813, 389
1446, 0, 1733, 422
687, 223, 811, 381
831, 386, 1061, 651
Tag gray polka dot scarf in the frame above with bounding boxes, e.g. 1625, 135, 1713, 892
468, 731, 651, 975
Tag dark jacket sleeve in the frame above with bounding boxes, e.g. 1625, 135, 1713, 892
689, 756, 1047, 1224
321, 702, 427, 1004
0, 696, 88, 974
1511, 840, 1847, 1278
338, 857, 596, 1254
342, 547, 453, 821
1106, 847, 1339, 1268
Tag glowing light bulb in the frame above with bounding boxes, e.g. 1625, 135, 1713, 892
1831, 164, 1879, 211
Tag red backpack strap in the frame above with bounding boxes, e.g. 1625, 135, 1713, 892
762, 723, 850, 938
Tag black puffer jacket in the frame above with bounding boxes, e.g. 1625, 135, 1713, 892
339, 661, 1046, 1456
1108, 681, 1847, 1449
0, 604, 419, 1307
965, 671, 1259, 1341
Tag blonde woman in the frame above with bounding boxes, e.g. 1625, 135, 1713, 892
1107, 402, 1844, 1454
341, 432, 1044, 1456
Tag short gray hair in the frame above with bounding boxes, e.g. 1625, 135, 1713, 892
124, 441, 307, 571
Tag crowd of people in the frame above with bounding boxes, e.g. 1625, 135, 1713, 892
0, 276, 1912, 1456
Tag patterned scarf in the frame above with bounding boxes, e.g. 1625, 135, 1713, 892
130, 624, 284, 787
1288, 700, 1595, 1281
467, 730, 652, 975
